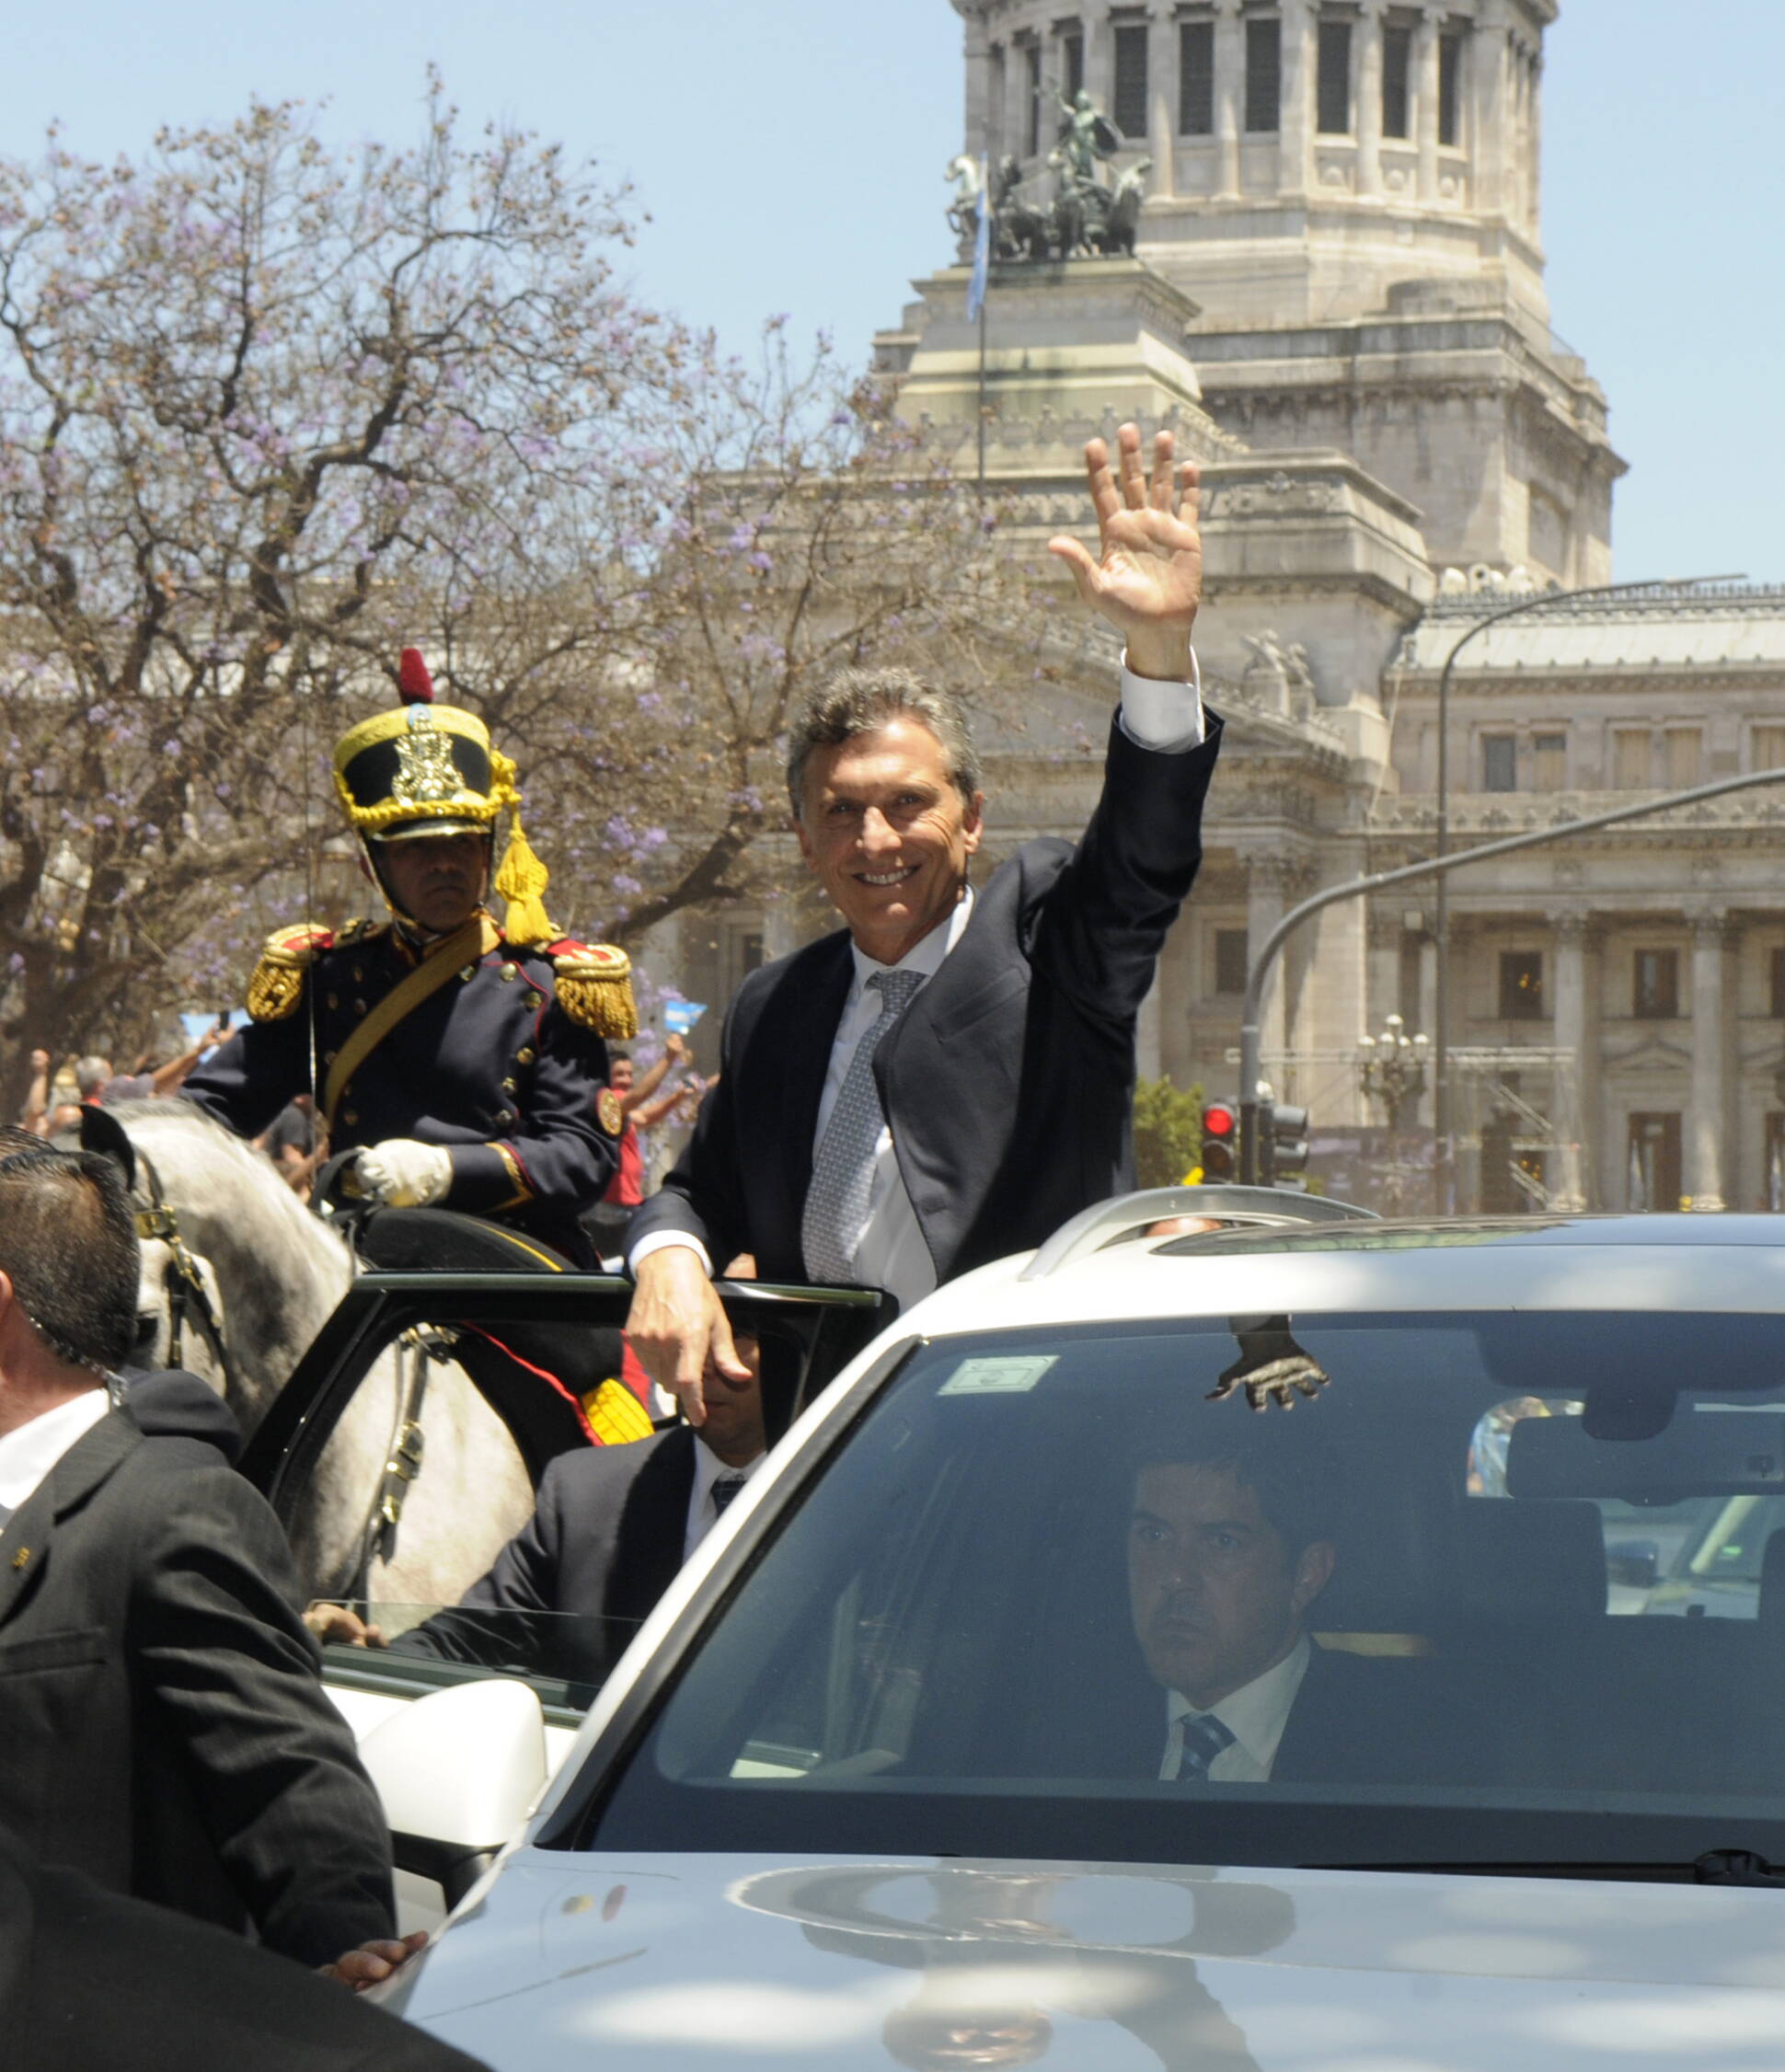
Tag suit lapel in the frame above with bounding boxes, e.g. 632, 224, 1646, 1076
773, 935, 853, 1203
0, 1410, 137, 1628
611, 1429, 697, 1622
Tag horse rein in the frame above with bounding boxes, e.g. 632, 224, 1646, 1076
130, 1145, 238, 1400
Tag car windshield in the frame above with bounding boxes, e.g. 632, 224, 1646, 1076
578, 1311, 1785, 1871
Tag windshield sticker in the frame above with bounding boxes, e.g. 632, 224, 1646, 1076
939, 1354, 1059, 1397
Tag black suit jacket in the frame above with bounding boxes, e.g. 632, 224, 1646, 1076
395, 1426, 697, 1691
1103, 1645, 1484, 1788
630, 711, 1222, 1286
0, 1824, 487, 2072
0, 1409, 394, 1966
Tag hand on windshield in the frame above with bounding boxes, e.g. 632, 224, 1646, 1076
304, 1602, 388, 1649
626, 1245, 750, 1426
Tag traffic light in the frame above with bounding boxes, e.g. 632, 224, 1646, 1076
1260, 1100, 1310, 1187
1200, 1099, 1238, 1182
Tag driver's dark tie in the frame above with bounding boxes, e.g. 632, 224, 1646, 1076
1178, 1712, 1236, 1782
710, 1474, 748, 1518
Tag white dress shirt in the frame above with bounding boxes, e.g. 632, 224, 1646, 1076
683, 1438, 766, 1560
1159, 1634, 1312, 1783
0, 1387, 110, 1528
632, 650, 1204, 1305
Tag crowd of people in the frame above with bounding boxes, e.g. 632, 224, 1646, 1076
0, 423, 1219, 2066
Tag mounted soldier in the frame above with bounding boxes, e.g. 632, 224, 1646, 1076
184, 649, 634, 1268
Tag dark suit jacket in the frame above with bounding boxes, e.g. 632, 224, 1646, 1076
1103, 1644, 1490, 1788
0, 1409, 394, 1966
0, 1824, 487, 2072
630, 711, 1222, 1287
394, 1426, 697, 1692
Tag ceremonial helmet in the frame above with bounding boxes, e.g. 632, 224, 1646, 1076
332, 648, 553, 944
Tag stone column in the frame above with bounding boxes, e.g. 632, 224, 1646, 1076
1278, 0, 1315, 201
1549, 911, 1588, 1211
1687, 912, 1730, 1213
1136, 973, 1164, 1082
1244, 855, 1290, 1078
961, 4, 993, 158
1148, 9, 1177, 198
1356, 0, 1386, 199
1084, 1, 1114, 117
1472, 4, 1510, 219
1414, 6, 1441, 202
1214, 0, 1244, 199
1367, 915, 1400, 1041
762, 899, 800, 963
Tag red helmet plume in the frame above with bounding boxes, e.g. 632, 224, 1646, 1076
397, 648, 435, 704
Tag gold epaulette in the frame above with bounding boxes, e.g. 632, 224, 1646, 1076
546, 938, 638, 1040
247, 924, 334, 1023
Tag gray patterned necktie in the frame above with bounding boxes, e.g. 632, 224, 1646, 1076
709, 1473, 747, 1518
1177, 1712, 1235, 1783
802, 968, 924, 1285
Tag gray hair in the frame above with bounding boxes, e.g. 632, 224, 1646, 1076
786, 668, 984, 822
74, 1055, 112, 1099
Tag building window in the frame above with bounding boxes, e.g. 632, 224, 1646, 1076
1611, 729, 1651, 789
1532, 732, 1567, 792
1633, 949, 1679, 1019
1214, 927, 1250, 996
1180, 19, 1215, 132
989, 45, 1008, 153
1481, 734, 1516, 792
1113, 22, 1149, 138
1754, 725, 1785, 772
1499, 951, 1544, 1020
1664, 728, 1702, 789
1316, 18, 1352, 132
1063, 29, 1085, 102
1438, 30, 1464, 146
1025, 43, 1043, 156
1380, 23, 1412, 138
1627, 1112, 1681, 1213
1245, 16, 1281, 132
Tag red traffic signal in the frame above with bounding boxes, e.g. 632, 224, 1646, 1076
1200, 1099, 1238, 1180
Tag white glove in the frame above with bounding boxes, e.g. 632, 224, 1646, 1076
355, 1139, 453, 1208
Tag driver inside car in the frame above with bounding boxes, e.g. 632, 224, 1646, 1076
1118, 1431, 1473, 1786
306, 1333, 766, 1688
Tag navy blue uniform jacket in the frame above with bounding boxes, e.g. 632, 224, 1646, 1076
185, 917, 615, 1259
630, 709, 1222, 1287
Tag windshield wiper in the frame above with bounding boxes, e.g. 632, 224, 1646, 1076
1321, 1852, 1785, 1888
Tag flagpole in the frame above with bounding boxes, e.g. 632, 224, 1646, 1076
976, 287, 987, 496
968, 152, 991, 500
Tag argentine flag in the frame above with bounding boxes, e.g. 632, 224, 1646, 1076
966, 154, 992, 322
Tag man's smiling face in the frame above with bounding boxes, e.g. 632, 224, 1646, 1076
796, 716, 984, 966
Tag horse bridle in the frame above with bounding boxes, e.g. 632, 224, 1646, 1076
130, 1145, 237, 1399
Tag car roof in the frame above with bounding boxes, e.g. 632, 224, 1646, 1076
902, 1214, 1785, 1337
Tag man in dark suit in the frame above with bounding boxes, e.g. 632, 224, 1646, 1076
311, 1337, 766, 1692
1120, 1431, 1468, 1786
0, 1825, 485, 2072
628, 422, 1222, 1419
0, 1139, 396, 1966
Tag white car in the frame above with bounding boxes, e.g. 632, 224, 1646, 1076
282, 1196, 1785, 2068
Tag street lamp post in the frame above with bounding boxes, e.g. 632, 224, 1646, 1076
1358, 1013, 1431, 1214
1431, 573, 1745, 1210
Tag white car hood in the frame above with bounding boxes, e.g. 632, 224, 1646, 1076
386, 1851, 1785, 2069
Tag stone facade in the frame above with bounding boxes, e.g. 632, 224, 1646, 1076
654, 0, 1785, 1216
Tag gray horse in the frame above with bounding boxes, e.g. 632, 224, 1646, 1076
118, 1101, 534, 1606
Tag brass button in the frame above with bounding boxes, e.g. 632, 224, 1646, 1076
353, 999, 367, 1016
516, 1046, 536, 1065
343, 1109, 359, 1127
459, 965, 476, 982
495, 1109, 513, 1126
323, 1049, 338, 1065
353, 966, 364, 983
501, 1076, 517, 1094
500, 962, 517, 982
326, 993, 339, 1010
524, 991, 544, 1012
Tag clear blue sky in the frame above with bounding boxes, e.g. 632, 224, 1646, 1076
2, 0, 1777, 581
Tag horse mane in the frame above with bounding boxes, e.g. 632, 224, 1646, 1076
117, 1102, 354, 1398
